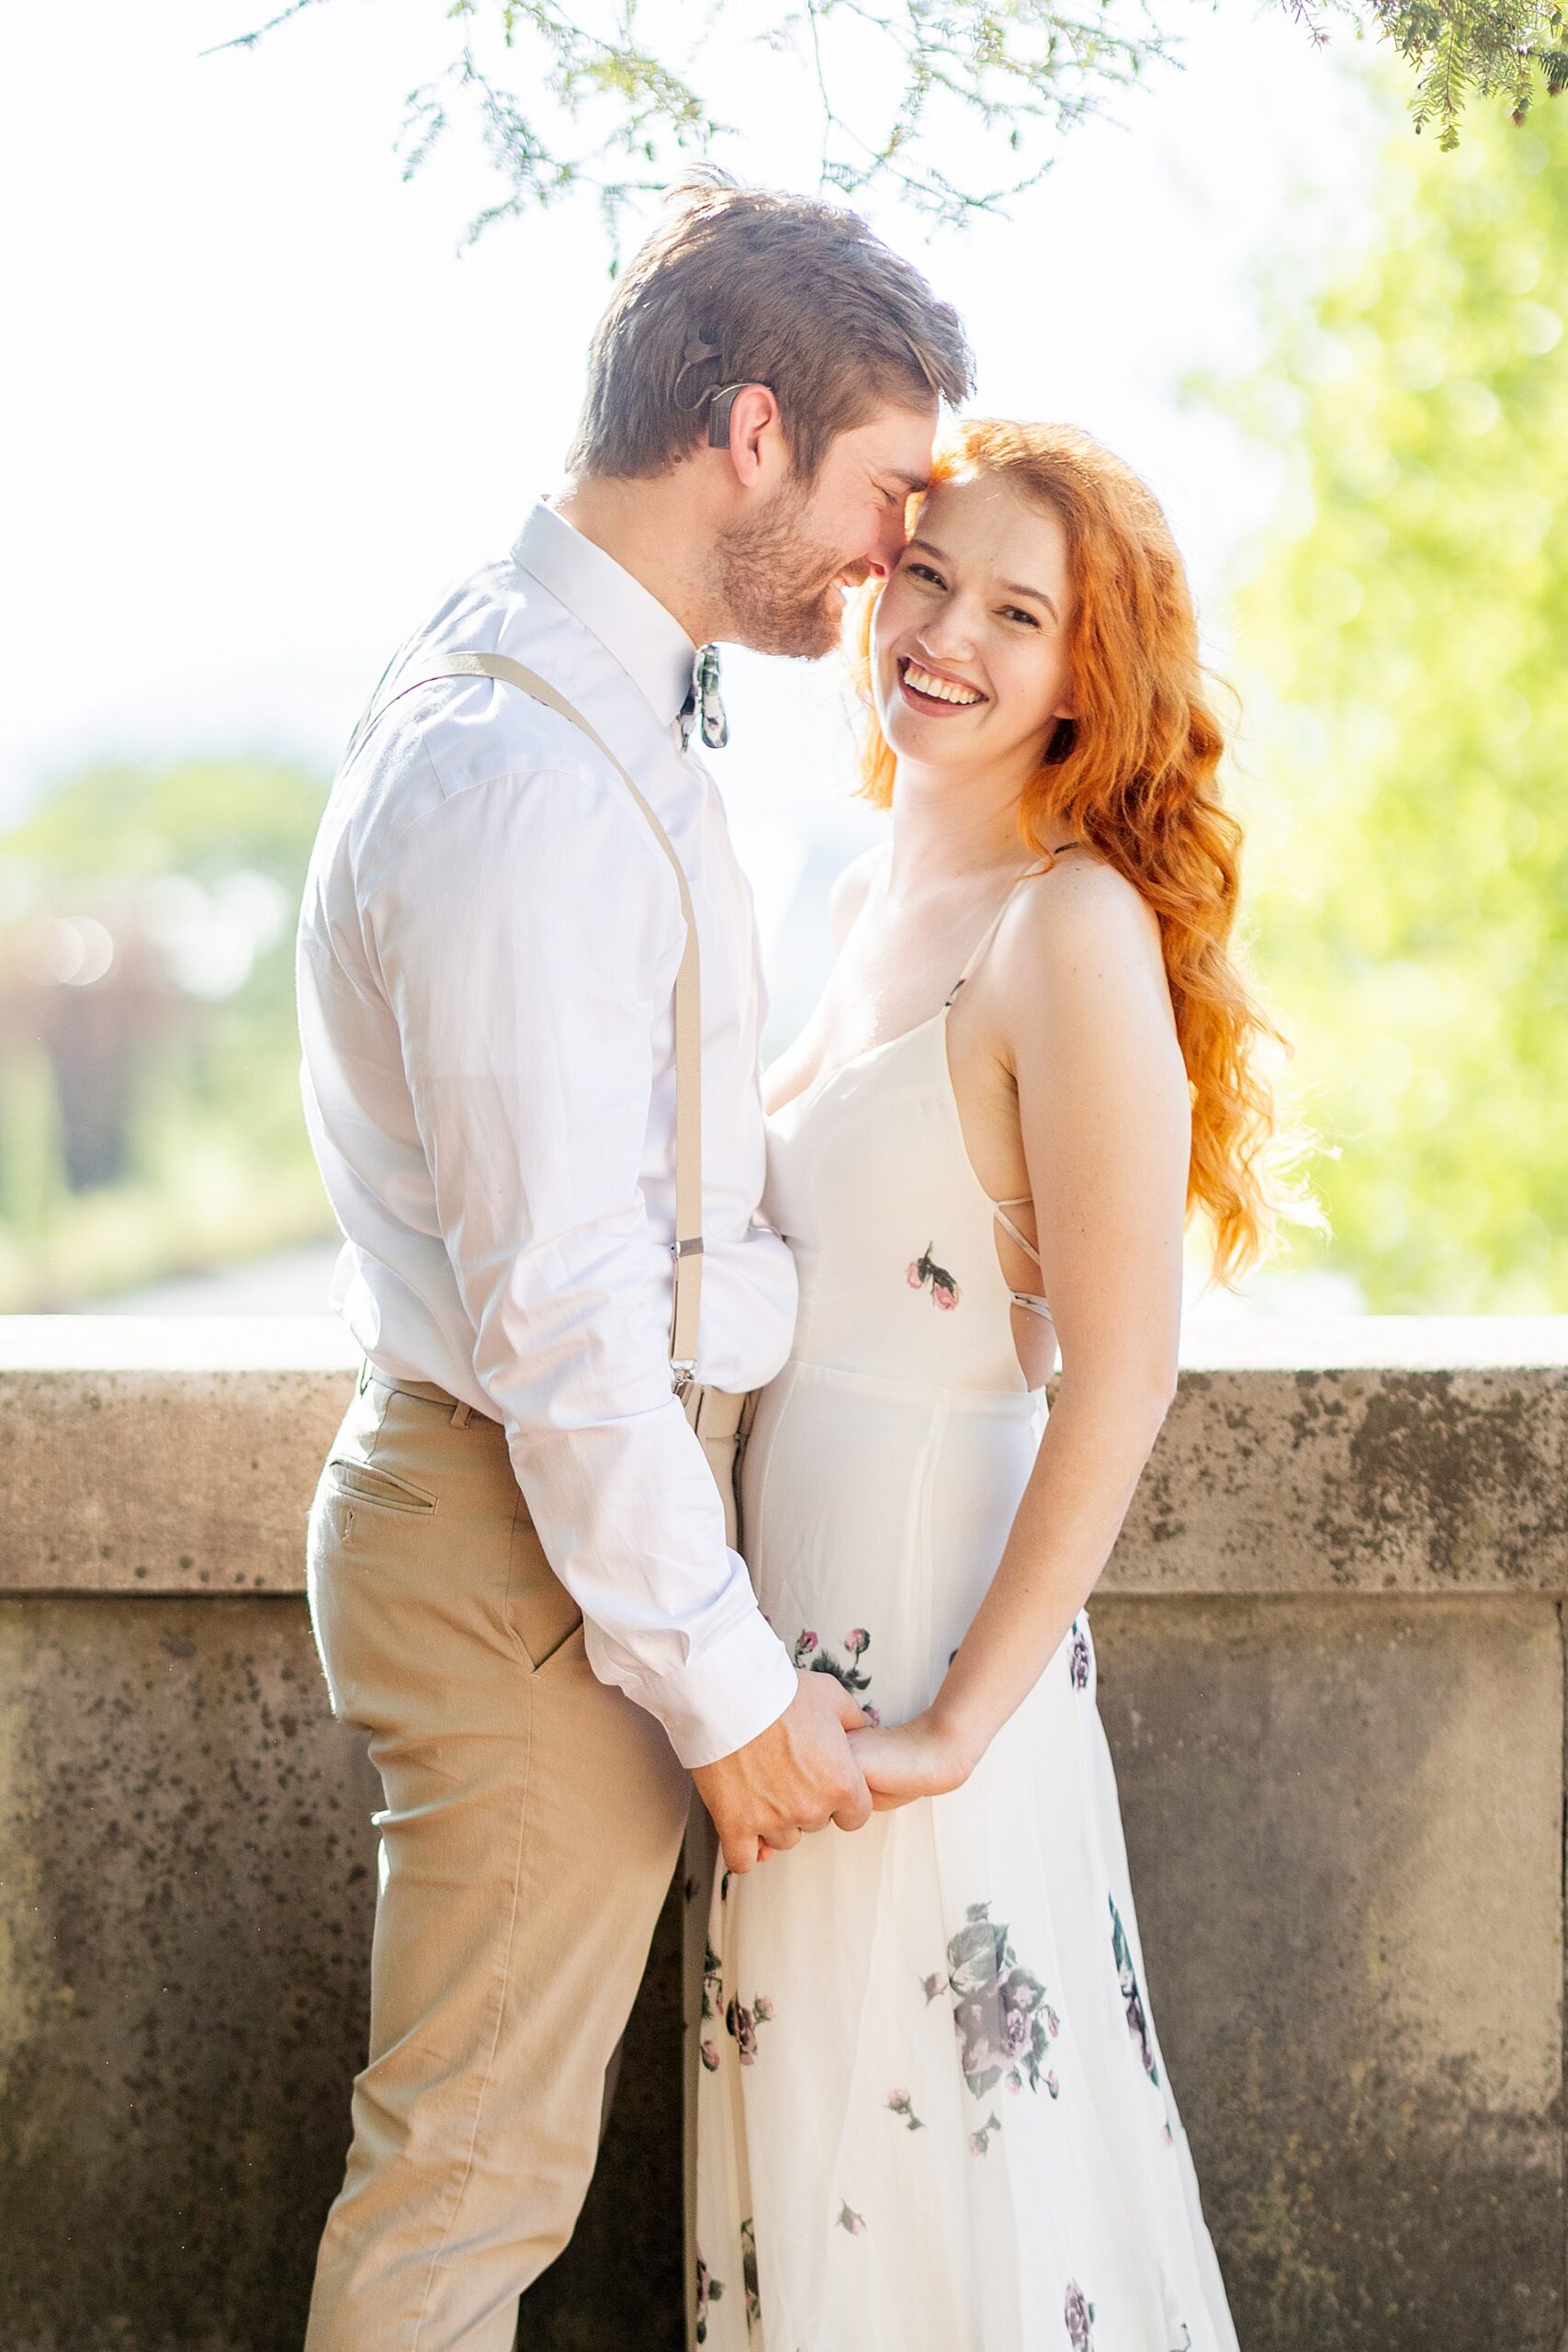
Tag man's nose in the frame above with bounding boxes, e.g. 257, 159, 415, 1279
870, 508, 908, 576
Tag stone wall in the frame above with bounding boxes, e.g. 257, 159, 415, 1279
1, 1316, 1563, 2350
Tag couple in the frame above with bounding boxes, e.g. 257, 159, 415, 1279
297, 173, 1269, 2352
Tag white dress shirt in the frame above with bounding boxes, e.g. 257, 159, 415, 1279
297, 503, 800, 1768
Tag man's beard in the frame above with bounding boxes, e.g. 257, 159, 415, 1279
708, 480, 860, 660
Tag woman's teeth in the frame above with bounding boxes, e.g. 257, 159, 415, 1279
904, 662, 982, 706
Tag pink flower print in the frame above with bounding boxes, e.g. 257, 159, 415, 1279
1046, 2069, 1060, 2099
1046, 2004, 1061, 2040
908, 1242, 961, 1309
726, 1992, 774, 2064
795, 1627, 873, 1695
837, 2201, 867, 2236
919, 1971, 948, 2006
968, 2110, 1001, 2155
885, 2088, 926, 2132
862, 1704, 882, 1727
1065, 2279, 1096, 2351
700, 2039, 720, 2072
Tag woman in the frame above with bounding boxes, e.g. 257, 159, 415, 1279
692, 421, 1279, 2350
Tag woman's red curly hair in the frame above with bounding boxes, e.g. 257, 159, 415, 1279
846, 417, 1283, 1283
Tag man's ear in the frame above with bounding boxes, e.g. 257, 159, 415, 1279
718, 384, 782, 487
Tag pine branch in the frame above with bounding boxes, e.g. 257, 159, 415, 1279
206, 0, 1567, 243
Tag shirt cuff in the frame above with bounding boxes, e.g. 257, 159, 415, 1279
622, 1605, 799, 1770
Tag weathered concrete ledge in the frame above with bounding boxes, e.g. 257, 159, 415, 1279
3, 1313, 1565, 1595
1, 1317, 1564, 2352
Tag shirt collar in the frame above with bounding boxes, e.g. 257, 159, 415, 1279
512, 501, 698, 730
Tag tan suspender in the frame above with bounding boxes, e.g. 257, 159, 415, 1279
351, 650, 704, 1390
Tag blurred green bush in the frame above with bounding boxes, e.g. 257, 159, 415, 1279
1212, 92, 1568, 1309
0, 759, 333, 1308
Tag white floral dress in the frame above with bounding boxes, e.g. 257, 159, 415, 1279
690, 899, 1239, 2352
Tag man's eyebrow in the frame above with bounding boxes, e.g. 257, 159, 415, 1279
884, 470, 931, 494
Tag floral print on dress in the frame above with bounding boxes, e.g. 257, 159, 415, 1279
740, 2217, 761, 2333
726, 1990, 775, 2064
794, 1626, 876, 1720
886, 2087, 926, 2132
1065, 2279, 1096, 2349
695, 2250, 723, 2344
943, 1902, 1062, 2098
1069, 1618, 1092, 1690
1111, 1894, 1160, 2085
837, 2200, 866, 2235
968, 2110, 1002, 2155
907, 1242, 960, 1309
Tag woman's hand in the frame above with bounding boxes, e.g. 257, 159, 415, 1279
847, 1707, 976, 1812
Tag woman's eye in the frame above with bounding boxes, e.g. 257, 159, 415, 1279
907, 562, 945, 587
1001, 605, 1040, 628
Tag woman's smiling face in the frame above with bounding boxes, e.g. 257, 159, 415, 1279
873, 473, 1077, 776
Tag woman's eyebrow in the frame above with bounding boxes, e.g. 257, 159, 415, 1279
999, 578, 1060, 623
907, 537, 1061, 624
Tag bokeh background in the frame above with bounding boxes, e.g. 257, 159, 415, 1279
3, 2, 1562, 1317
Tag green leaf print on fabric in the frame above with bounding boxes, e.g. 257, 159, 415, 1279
837, 2201, 866, 2235
1065, 2279, 1096, 2349
740, 2218, 761, 2332
694, 2251, 724, 2344
943, 1902, 1062, 2098
967, 2110, 1002, 2155
1110, 1894, 1161, 2086
919, 1970, 947, 2005
885, 2088, 926, 2132
726, 1990, 775, 2064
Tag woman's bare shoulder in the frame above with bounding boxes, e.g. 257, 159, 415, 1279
829, 841, 888, 949
1010, 848, 1163, 971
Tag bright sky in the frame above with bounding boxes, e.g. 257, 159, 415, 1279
1, 0, 1383, 898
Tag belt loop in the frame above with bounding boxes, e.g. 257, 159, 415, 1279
450, 1400, 472, 1429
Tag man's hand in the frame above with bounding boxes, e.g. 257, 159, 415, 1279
692, 1670, 874, 1876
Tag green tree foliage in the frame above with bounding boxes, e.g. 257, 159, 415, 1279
217, 0, 1567, 241
0, 760, 332, 1307
1217, 93, 1567, 1308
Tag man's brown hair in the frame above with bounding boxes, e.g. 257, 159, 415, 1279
568, 173, 973, 483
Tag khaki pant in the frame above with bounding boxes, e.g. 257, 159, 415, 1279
302, 1368, 742, 2352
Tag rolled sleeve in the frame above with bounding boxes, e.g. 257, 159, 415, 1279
369, 764, 795, 1765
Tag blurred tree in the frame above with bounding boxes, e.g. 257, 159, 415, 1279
0, 759, 332, 1307
1215, 90, 1567, 1308
216, 0, 1567, 242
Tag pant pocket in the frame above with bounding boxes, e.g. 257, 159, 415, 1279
504, 1499, 582, 1671
327, 1457, 438, 1516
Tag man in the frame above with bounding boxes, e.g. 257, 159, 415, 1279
296, 172, 971, 2349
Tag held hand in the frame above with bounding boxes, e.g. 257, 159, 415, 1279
692, 1670, 873, 1877
848, 1708, 976, 1813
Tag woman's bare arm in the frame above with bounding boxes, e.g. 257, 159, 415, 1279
852, 864, 1190, 1803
